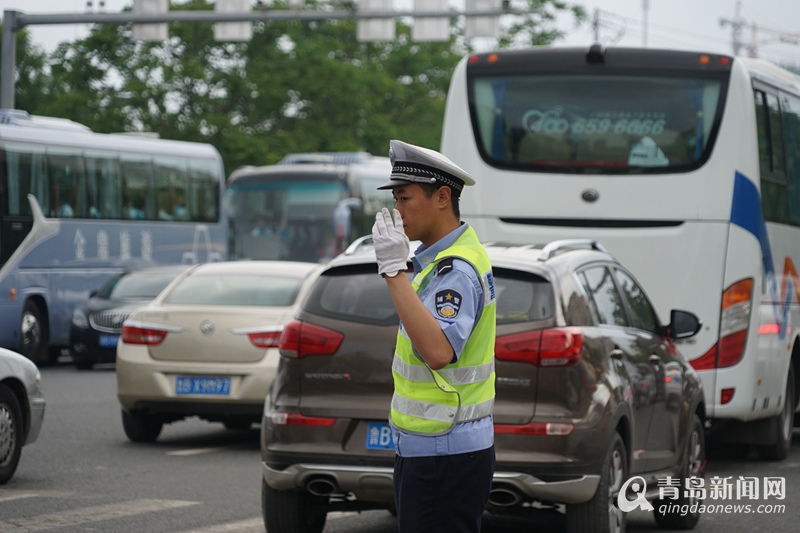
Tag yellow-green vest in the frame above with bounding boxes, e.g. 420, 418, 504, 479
389, 226, 496, 436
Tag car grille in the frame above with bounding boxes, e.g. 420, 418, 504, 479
89, 310, 133, 333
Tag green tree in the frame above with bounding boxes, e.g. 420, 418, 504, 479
8, 0, 585, 174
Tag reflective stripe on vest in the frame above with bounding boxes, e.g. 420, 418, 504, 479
389, 226, 496, 436
392, 356, 495, 385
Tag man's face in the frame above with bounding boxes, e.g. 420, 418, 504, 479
391, 183, 439, 242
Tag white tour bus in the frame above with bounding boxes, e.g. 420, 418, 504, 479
441, 45, 799, 459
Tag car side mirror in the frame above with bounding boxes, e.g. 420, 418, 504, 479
668, 310, 702, 340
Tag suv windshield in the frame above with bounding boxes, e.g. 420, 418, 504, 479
470, 74, 724, 172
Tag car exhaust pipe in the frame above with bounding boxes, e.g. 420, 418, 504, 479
487, 485, 522, 507
306, 476, 339, 497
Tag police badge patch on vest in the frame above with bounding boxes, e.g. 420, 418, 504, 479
435, 289, 462, 319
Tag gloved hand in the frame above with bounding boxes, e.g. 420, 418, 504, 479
372, 207, 410, 277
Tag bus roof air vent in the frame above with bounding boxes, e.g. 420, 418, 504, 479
586, 43, 605, 64
279, 152, 374, 166
0, 109, 91, 131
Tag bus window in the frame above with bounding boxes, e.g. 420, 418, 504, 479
47, 150, 87, 218
3, 142, 47, 217
121, 158, 154, 220
156, 157, 189, 221
754, 90, 772, 174
470, 74, 723, 172
782, 94, 800, 225
756, 89, 790, 224
85, 152, 122, 219
767, 92, 786, 176
190, 159, 221, 223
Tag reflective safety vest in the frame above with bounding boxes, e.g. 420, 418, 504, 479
390, 227, 496, 436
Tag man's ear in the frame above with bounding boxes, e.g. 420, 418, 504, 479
437, 186, 451, 208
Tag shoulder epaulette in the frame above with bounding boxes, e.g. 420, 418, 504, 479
436, 257, 455, 275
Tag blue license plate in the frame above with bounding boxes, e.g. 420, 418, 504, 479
366, 422, 394, 451
98, 334, 119, 348
175, 376, 231, 396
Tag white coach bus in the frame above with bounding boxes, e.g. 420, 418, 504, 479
441, 45, 799, 459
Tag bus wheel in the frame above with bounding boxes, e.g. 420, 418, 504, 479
20, 300, 48, 365
758, 364, 795, 461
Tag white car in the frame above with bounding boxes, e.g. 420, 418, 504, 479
0, 348, 46, 484
116, 260, 321, 442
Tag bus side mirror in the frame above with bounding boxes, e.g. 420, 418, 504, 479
668, 309, 702, 340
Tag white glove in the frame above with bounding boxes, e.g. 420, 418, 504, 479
372, 207, 410, 277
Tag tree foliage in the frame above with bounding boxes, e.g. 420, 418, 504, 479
2, 0, 585, 174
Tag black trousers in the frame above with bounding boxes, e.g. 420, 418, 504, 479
393, 445, 495, 533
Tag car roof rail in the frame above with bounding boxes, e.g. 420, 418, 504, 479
537, 239, 608, 261
344, 235, 373, 255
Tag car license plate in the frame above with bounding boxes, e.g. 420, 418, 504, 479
98, 334, 119, 348
366, 422, 394, 451
175, 376, 231, 396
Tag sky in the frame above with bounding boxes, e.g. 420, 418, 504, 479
0, 0, 798, 66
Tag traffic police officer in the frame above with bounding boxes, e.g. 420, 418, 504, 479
372, 140, 497, 533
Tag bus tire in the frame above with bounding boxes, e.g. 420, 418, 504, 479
0, 383, 23, 484
758, 365, 795, 461
20, 300, 48, 365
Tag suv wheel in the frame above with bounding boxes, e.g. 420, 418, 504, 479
566, 432, 627, 533
121, 410, 163, 443
653, 413, 705, 529
262, 479, 327, 533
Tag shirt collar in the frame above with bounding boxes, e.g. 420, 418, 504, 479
411, 222, 469, 272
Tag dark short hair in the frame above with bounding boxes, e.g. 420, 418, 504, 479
418, 182, 461, 219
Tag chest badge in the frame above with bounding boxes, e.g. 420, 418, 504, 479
435, 289, 462, 319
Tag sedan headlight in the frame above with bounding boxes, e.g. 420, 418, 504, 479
71, 309, 88, 328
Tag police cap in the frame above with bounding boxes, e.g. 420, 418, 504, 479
377, 140, 476, 197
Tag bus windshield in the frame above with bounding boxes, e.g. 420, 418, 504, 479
470, 74, 725, 172
226, 179, 349, 263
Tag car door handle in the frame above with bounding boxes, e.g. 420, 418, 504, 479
610, 349, 624, 360
649, 354, 662, 365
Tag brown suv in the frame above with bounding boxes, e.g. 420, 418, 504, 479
260, 238, 706, 533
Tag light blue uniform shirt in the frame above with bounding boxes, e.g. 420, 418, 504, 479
391, 222, 494, 457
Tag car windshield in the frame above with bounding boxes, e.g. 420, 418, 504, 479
163, 273, 304, 306
98, 271, 182, 300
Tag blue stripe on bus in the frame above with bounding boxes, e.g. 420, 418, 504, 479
730, 171, 786, 338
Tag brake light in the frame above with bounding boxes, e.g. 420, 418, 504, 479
718, 279, 752, 368
495, 330, 541, 363
269, 411, 336, 426
494, 422, 574, 435
279, 320, 343, 359
690, 279, 752, 371
121, 324, 168, 345
495, 327, 583, 367
248, 330, 282, 348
